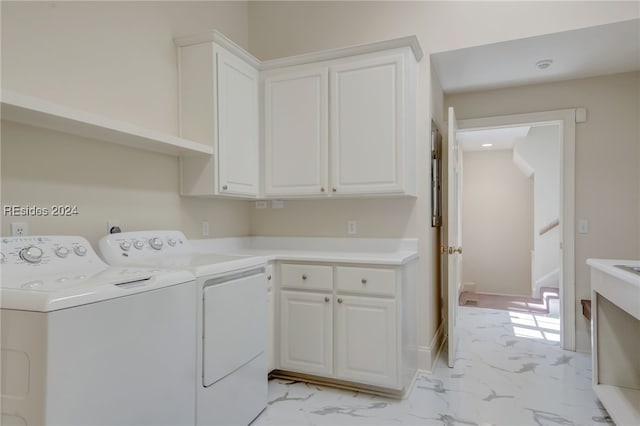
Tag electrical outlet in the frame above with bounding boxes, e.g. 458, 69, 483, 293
255, 201, 267, 209
11, 222, 28, 236
347, 220, 357, 235
271, 200, 284, 209
202, 221, 209, 237
107, 219, 121, 234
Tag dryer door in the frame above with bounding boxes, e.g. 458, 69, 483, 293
202, 269, 266, 387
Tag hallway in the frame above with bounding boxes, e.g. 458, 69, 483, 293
255, 307, 611, 425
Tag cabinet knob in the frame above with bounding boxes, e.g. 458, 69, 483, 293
337, 298, 343, 304
302, 274, 307, 280
321, 187, 325, 192
222, 185, 228, 191
267, 275, 272, 281
361, 278, 367, 284
324, 296, 330, 303
332, 188, 337, 192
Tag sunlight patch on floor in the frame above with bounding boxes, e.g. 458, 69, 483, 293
508, 311, 560, 342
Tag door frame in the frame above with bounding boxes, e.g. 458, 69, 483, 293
456, 108, 576, 351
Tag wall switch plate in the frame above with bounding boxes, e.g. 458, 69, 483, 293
11, 222, 28, 236
202, 221, 209, 236
272, 200, 284, 209
578, 219, 588, 234
255, 201, 267, 209
347, 220, 357, 235
576, 107, 587, 123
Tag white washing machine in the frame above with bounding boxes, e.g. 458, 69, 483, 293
99, 231, 267, 426
0, 235, 197, 426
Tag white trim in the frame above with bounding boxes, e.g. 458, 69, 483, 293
261, 36, 423, 70
174, 30, 261, 69
458, 108, 576, 351
417, 322, 445, 372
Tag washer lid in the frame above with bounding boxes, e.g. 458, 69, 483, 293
1, 266, 195, 312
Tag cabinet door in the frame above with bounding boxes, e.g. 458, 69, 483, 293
330, 54, 405, 194
264, 69, 328, 196
216, 46, 259, 196
280, 290, 333, 376
335, 295, 398, 388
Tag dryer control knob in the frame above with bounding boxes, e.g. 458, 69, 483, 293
20, 246, 44, 263
149, 237, 163, 250
120, 241, 132, 251
133, 240, 144, 250
74, 245, 87, 256
167, 238, 177, 247
0, 252, 5, 263
55, 247, 70, 258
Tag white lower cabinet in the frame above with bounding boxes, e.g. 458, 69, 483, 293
335, 295, 397, 388
280, 290, 333, 376
277, 262, 415, 392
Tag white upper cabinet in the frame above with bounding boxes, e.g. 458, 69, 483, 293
176, 32, 421, 199
262, 40, 420, 198
264, 69, 328, 196
176, 32, 260, 198
331, 53, 410, 195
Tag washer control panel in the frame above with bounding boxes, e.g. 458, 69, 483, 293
1, 235, 103, 275
99, 231, 191, 265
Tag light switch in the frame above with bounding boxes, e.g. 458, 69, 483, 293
578, 219, 588, 234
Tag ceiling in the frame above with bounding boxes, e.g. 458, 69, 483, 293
458, 126, 531, 151
431, 18, 640, 94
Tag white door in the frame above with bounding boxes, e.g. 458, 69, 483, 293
330, 54, 404, 195
264, 69, 328, 196
216, 46, 259, 197
202, 271, 266, 387
280, 290, 333, 376
445, 106, 463, 368
335, 295, 397, 388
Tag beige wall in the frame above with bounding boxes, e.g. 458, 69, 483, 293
247, 1, 637, 364
1, 1, 252, 246
447, 71, 640, 352
462, 150, 533, 296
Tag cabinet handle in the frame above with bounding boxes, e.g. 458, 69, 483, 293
332, 188, 337, 192
222, 185, 228, 190
337, 298, 343, 304
267, 275, 272, 281
302, 274, 307, 280
321, 187, 325, 192
324, 296, 330, 303
361, 278, 367, 284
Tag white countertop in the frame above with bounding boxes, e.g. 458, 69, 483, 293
586, 259, 640, 288
190, 237, 419, 266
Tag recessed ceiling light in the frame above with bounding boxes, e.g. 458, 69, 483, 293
481, 143, 493, 147
536, 59, 553, 70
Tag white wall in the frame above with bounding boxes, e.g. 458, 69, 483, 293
1, 1, 252, 246
515, 126, 561, 294
446, 71, 640, 352
462, 150, 533, 296
248, 1, 638, 365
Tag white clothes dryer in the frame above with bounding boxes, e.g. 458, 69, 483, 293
99, 231, 268, 426
0, 235, 197, 426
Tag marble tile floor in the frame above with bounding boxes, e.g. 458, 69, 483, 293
253, 306, 612, 426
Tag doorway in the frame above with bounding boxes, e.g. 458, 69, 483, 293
445, 109, 577, 358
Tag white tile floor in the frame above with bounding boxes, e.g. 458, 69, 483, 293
253, 306, 612, 426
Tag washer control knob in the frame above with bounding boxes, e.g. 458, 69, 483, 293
0, 253, 5, 263
133, 240, 144, 250
74, 245, 87, 256
120, 241, 132, 251
19, 246, 44, 263
167, 238, 177, 247
149, 238, 163, 250
55, 247, 70, 258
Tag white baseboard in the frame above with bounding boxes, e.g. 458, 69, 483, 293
417, 322, 445, 373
